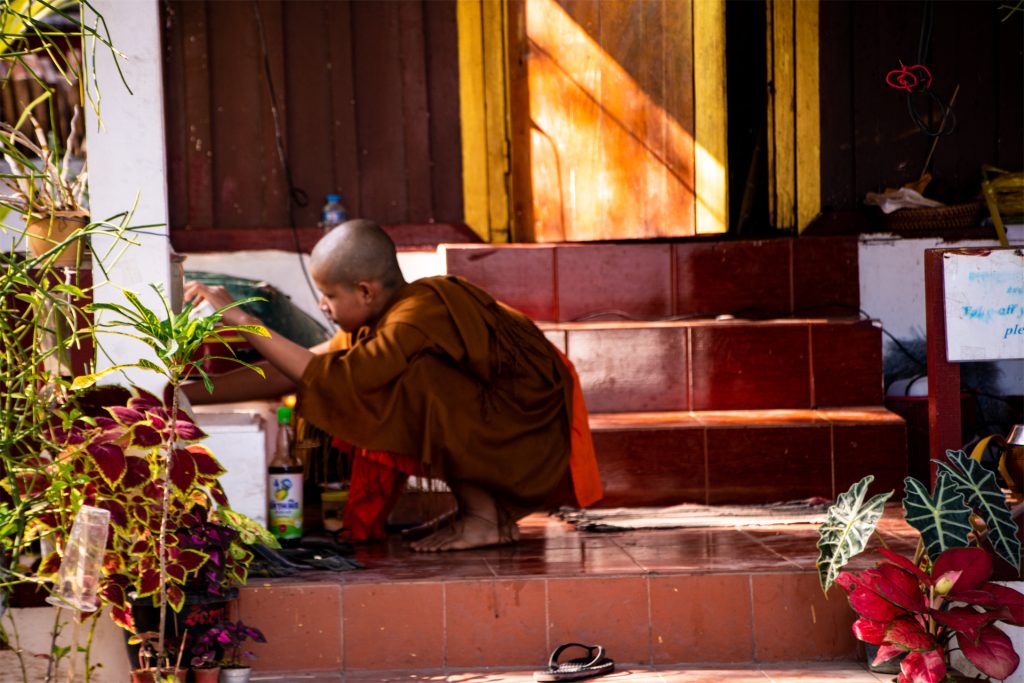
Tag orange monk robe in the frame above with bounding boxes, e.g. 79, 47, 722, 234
296, 276, 601, 537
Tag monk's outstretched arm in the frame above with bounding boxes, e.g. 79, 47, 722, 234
184, 281, 320, 387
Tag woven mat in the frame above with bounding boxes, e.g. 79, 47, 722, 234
557, 501, 828, 532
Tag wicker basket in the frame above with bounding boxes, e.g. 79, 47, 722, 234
880, 200, 987, 231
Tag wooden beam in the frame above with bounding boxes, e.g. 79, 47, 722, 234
170, 224, 482, 254
457, 0, 511, 243
693, 0, 728, 235
795, 0, 821, 232
766, 0, 821, 232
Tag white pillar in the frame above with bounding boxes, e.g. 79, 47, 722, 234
84, 0, 173, 395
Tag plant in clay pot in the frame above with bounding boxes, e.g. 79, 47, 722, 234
190, 619, 266, 683
817, 451, 1023, 683
1, 111, 90, 268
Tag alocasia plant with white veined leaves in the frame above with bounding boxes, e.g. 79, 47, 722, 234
816, 452, 1023, 683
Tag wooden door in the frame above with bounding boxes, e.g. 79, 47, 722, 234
510, 0, 724, 242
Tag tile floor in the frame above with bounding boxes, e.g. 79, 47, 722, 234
253, 661, 896, 682
240, 505, 923, 676
264, 503, 919, 585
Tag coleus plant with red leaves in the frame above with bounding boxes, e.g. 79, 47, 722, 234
817, 454, 1023, 683
20, 388, 269, 630
4, 286, 273, 658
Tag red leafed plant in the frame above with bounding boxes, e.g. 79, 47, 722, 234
16, 386, 258, 628
817, 461, 1023, 683
2, 286, 273, 662
836, 546, 1022, 683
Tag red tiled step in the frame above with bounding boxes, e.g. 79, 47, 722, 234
542, 318, 885, 413
590, 408, 907, 507
442, 236, 860, 322
237, 513, 919, 675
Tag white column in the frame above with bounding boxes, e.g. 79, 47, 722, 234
84, 0, 173, 395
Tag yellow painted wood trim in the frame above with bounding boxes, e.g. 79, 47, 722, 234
765, 1, 776, 224
795, 0, 820, 232
769, 0, 795, 229
481, 0, 510, 243
457, 0, 511, 243
767, 0, 820, 231
457, 0, 491, 241
693, 0, 728, 234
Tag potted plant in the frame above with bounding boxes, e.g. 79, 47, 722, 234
190, 619, 266, 683
1, 111, 90, 268
188, 642, 220, 683
816, 451, 1023, 683
2, 288, 275, 672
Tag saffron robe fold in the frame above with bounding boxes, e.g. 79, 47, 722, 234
296, 276, 601, 521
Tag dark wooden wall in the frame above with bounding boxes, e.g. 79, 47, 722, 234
819, 0, 1023, 213
161, 0, 464, 252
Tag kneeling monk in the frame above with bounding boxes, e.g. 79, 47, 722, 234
184, 219, 602, 551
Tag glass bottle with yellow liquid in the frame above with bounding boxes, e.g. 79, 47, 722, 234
268, 406, 303, 547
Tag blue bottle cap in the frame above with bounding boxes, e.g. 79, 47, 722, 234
326, 194, 341, 202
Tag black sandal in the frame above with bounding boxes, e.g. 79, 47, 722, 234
533, 643, 615, 682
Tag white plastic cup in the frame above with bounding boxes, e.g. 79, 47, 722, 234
46, 505, 110, 612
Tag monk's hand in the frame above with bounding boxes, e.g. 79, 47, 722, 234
183, 281, 257, 327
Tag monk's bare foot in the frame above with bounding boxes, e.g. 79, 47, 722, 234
409, 482, 519, 552
409, 513, 520, 552
400, 509, 457, 541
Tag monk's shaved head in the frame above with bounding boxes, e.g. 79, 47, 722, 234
310, 219, 404, 290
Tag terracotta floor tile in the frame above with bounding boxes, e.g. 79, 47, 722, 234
705, 425, 832, 504
656, 667, 769, 682
445, 580, 548, 668
750, 573, 858, 661
592, 426, 706, 506
759, 662, 879, 681
445, 672, 538, 683
673, 239, 792, 319
487, 557, 645, 578
556, 243, 673, 322
238, 583, 342, 672
546, 576, 651, 665
251, 675, 343, 682
344, 582, 444, 670
342, 673, 448, 682
649, 575, 753, 663
442, 244, 558, 322
568, 326, 688, 412
241, 510, 918, 676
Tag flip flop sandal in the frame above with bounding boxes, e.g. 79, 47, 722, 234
533, 643, 615, 682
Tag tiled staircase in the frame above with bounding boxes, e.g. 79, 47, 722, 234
442, 236, 907, 506
238, 236, 909, 678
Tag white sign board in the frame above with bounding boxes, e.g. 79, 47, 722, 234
943, 249, 1024, 361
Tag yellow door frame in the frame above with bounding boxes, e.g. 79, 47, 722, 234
766, 0, 820, 232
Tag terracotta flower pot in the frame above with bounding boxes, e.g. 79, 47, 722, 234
192, 666, 221, 683
25, 210, 89, 267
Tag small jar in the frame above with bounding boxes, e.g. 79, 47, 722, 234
321, 487, 349, 532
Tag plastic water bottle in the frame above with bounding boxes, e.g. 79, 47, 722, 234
268, 406, 303, 547
321, 194, 347, 231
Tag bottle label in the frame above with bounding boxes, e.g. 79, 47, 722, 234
268, 473, 303, 541
322, 209, 347, 224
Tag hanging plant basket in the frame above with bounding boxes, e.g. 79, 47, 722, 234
26, 209, 90, 267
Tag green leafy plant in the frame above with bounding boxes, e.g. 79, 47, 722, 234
23, 286, 271, 660
816, 452, 1023, 683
